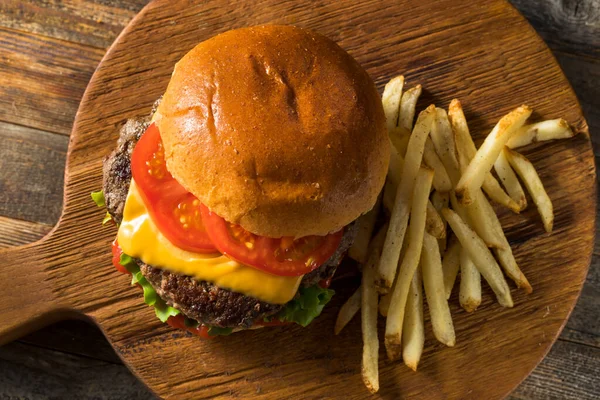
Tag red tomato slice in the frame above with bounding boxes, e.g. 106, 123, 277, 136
131, 123, 217, 253
166, 315, 214, 339
200, 205, 343, 276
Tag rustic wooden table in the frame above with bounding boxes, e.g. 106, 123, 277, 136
0, 1, 597, 398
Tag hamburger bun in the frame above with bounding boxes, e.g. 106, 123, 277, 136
155, 25, 389, 238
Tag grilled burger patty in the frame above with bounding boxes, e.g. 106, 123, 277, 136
103, 116, 356, 328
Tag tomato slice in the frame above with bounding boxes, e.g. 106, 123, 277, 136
131, 123, 217, 253
166, 315, 214, 339
200, 205, 343, 276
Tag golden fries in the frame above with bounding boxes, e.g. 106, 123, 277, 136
423, 138, 452, 193
442, 237, 461, 300
402, 268, 424, 371
354, 76, 572, 392
334, 286, 361, 335
455, 106, 532, 204
442, 208, 513, 307
481, 197, 532, 292
399, 85, 422, 132
376, 106, 435, 292
421, 232, 456, 346
385, 167, 433, 360
507, 119, 574, 148
505, 148, 554, 232
431, 108, 461, 184
448, 99, 519, 212
382, 75, 404, 132
459, 249, 481, 312
494, 148, 527, 210
387, 144, 405, 188
389, 127, 410, 157
361, 251, 380, 393
450, 190, 504, 249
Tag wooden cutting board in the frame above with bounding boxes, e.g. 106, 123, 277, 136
0, 0, 594, 398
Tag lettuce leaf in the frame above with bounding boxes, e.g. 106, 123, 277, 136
118, 253, 180, 323
91, 191, 105, 207
102, 211, 113, 225
271, 285, 335, 327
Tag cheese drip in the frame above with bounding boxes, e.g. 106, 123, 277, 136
117, 180, 302, 304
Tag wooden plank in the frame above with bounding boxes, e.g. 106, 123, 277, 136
0, 341, 153, 399
0, 122, 68, 224
0, 0, 146, 49
509, 339, 600, 400
508, 0, 600, 57
0, 27, 104, 135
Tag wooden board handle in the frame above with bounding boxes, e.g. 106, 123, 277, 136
0, 239, 71, 345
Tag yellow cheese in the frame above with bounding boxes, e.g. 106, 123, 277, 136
117, 180, 301, 304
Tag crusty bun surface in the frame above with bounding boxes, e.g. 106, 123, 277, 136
156, 25, 388, 238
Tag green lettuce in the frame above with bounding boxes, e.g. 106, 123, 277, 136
119, 253, 180, 323
91, 190, 105, 207
269, 285, 335, 327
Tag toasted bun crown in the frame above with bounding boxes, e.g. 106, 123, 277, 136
156, 25, 388, 237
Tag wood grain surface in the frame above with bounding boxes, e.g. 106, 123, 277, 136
0, 0, 598, 399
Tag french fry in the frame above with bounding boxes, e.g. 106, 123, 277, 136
334, 286, 361, 335
442, 208, 513, 308
378, 289, 391, 317
348, 197, 381, 264
421, 232, 456, 346
384, 167, 433, 360
504, 148, 554, 232
360, 225, 387, 393
494, 244, 532, 293
477, 188, 532, 292
450, 191, 504, 249
507, 119, 574, 149
431, 107, 461, 184
448, 99, 519, 212
494, 148, 527, 210
423, 138, 452, 193
376, 106, 435, 292
431, 191, 449, 251
455, 106, 532, 204
459, 249, 481, 312
389, 126, 411, 157
398, 85, 422, 132
387, 144, 405, 187
402, 267, 424, 371
379, 231, 407, 317
382, 76, 404, 132
442, 236, 461, 300
426, 201, 446, 239
382, 146, 404, 214
361, 249, 380, 393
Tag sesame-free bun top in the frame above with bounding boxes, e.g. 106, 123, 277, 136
155, 25, 389, 238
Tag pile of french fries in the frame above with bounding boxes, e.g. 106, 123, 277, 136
340, 75, 577, 393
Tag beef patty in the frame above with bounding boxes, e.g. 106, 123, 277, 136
103, 115, 356, 328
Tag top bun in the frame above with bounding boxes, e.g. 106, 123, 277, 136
155, 25, 389, 238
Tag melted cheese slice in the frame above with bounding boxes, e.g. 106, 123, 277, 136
117, 180, 301, 304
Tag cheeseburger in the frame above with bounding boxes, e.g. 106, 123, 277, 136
94, 25, 389, 336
